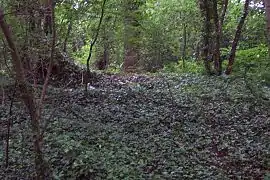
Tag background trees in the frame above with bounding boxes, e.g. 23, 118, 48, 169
0, 0, 269, 179
1, 0, 266, 76
17, 0, 265, 78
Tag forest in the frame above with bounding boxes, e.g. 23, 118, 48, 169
0, 0, 269, 179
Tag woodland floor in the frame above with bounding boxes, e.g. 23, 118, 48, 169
0, 73, 270, 179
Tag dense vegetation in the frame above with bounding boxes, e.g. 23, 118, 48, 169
0, 0, 269, 179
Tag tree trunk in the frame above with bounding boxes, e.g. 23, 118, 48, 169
182, 23, 187, 69
213, 0, 222, 75
263, 0, 270, 56
225, 0, 250, 75
96, 43, 109, 70
220, 0, 229, 28
0, 9, 46, 180
85, 0, 107, 90
123, 0, 144, 72
199, 0, 212, 74
63, 20, 72, 52
96, 16, 110, 70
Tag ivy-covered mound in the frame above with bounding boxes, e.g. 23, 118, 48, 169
34, 50, 102, 87
1, 73, 269, 179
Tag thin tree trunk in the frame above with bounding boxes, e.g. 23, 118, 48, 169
213, 0, 222, 75
182, 24, 187, 69
263, 0, 270, 57
220, 0, 229, 28
85, 0, 107, 90
103, 42, 109, 69
96, 16, 110, 70
63, 20, 72, 53
182, 23, 187, 69
5, 82, 17, 168
219, 0, 229, 66
38, 0, 56, 118
225, 0, 250, 75
0, 9, 46, 180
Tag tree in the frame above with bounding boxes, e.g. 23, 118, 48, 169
264, 0, 270, 55
123, 0, 145, 72
199, 0, 229, 75
0, 0, 56, 178
225, 0, 250, 75
85, 0, 107, 90
140, 0, 201, 72
199, 0, 214, 74
63, 17, 73, 53
95, 16, 111, 70
1, 10, 43, 180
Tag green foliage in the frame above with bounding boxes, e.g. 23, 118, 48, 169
265, 172, 270, 180
54, 0, 267, 74
163, 60, 204, 74
260, 71, 270, 86
2, 73, 269, 179
71, 45, 92, 65
241, 7, 266, 48
233, 45, 270, 85
105, 63, 122, 73
236, 45, 268, 66
139, 0, 201, 70
2, 0, 270, 179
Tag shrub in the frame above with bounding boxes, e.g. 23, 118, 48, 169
162, 59, 204, 74
233, 45, 270, 85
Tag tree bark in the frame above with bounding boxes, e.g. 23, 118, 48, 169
43, 0, 53, 36
63, 20, 72, 52
123, 0, 144, 72
182, 23, 187, 69
199, 0, 212, 74
220, 0, 229, 28
85, 0, 107, 90
213, 0, 222, 75
0, 9, 46, 180
225, 0, 250, 75
96, 16, 110, 70
263, 0, 270, 56
39, 0, 56, 116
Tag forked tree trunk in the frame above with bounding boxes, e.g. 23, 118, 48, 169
225, 0, 250, 75
199, 0, 229, 75
0, 9, 46, 180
